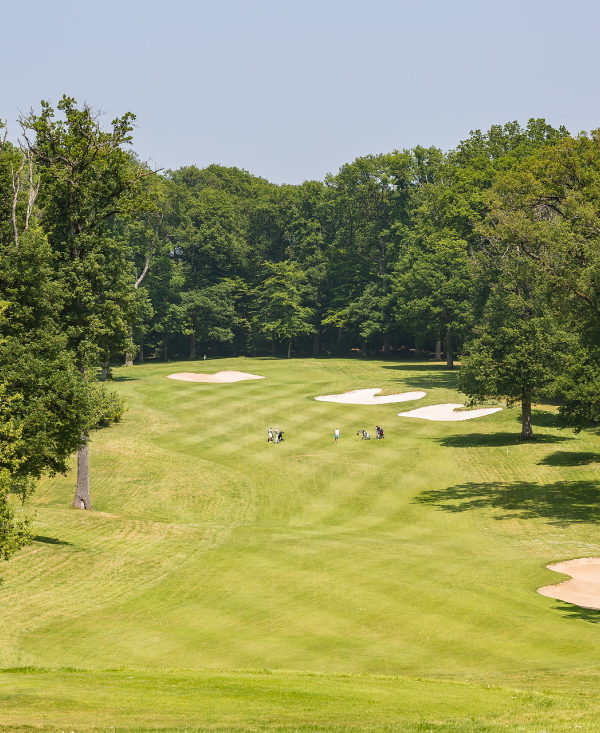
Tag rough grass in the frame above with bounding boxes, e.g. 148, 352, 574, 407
1, 357, 599, 731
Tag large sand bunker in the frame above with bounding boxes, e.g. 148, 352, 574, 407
537, 558, 600, 610
315, 388, 426, 405
398, 403, 502, 421
167, 370, 265, 383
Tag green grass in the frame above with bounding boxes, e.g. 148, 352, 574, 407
1, 357, 599, 731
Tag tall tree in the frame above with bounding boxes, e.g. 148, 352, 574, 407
459, 285, 572, 440
392, 234, 475, 367
179, 279, 240, 358
20, 96, 148, 509
253, 261, 315, 357
481, 131, 600, 429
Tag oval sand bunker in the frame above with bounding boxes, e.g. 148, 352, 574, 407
398, 403, 502, 421
167, 370, 265, 383
315, 388, 426, 405
538, 557, 600, 610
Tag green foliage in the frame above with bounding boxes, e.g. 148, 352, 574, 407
479, 130, 600, 428
21, 95, 144, 368
459, 287, 574, 438
554, 352, 600, 431
88, 383, 125, 429
0, 470, 31, 561
179, 279, 240, 354
253, 261, 315, 354
392, 234, 475, 352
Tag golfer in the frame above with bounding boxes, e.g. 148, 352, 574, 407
334, 428, 340, 442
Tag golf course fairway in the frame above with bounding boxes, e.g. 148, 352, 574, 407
1, 358, 599, 731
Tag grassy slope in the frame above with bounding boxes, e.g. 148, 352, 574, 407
1, 358, 599, 731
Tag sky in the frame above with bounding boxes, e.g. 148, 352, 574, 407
1, 0, 599, 183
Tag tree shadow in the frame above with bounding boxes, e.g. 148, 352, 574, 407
381, 364, 458, 390
437, 432, 570, 448
33, 535, 72, 546
539, 451, 600, 467
528, 410, 562, 429
551, 601, 600, 623
415, 480, 600, 525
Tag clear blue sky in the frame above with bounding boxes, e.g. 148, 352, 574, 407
2, 0, 599, 183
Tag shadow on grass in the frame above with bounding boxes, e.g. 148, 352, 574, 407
33, 535, 72, 546
382, 363, 458, 390
437, 432, 570, 448
539, 451, 600, 466
415, 480, 600, 525
552, 601, 600, 623
527, 410, 563, 429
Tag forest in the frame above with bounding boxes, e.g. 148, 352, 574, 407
1, 96, 599, 559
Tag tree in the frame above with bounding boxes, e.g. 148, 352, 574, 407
0, 132, 98, 555
0, 229, 101, 558
253, 261, 315, 357
481, 131, 600, 429
20, 96, 148, 509
392, 234, 475, 367
459, 288, 572, 439
179, 280, 240, 358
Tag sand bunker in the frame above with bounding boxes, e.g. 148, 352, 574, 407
538, 558, 600, 611
397, 403, 502, 421
315, 388, 426, 405
167, 370, 264, 383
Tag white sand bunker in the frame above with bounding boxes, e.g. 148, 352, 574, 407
167, 370, 264, 383
538, 558, 600, 611
315, 388, 426, 405
398, 403, 502, 421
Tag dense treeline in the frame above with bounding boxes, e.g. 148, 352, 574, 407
1, 97, 600, 559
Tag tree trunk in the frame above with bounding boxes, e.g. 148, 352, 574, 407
189, 333, 196, 360
445, 327, 454, 369
520, 397, 534, 440
101, 360, 110, 381
336, 327, 343, 355
312, 330, 320, 357
382, 334, 391, 355
434, 336, 442, 361
414, 334, 424, 359
138, 338, 144, 364
163, 338, 168, 362
287, 338, 292, 358
72, 435, 91, 509
124, 352, 134, 367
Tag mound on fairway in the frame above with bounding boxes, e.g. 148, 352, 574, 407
315, 388, 426, 404
398, 402, 502, 421
167, 370, 265, 383
538, 558, 600, 610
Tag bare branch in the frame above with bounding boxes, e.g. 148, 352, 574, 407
24, 149, 39, 231
10, 158, 25, 246
135, 256, 151, 289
